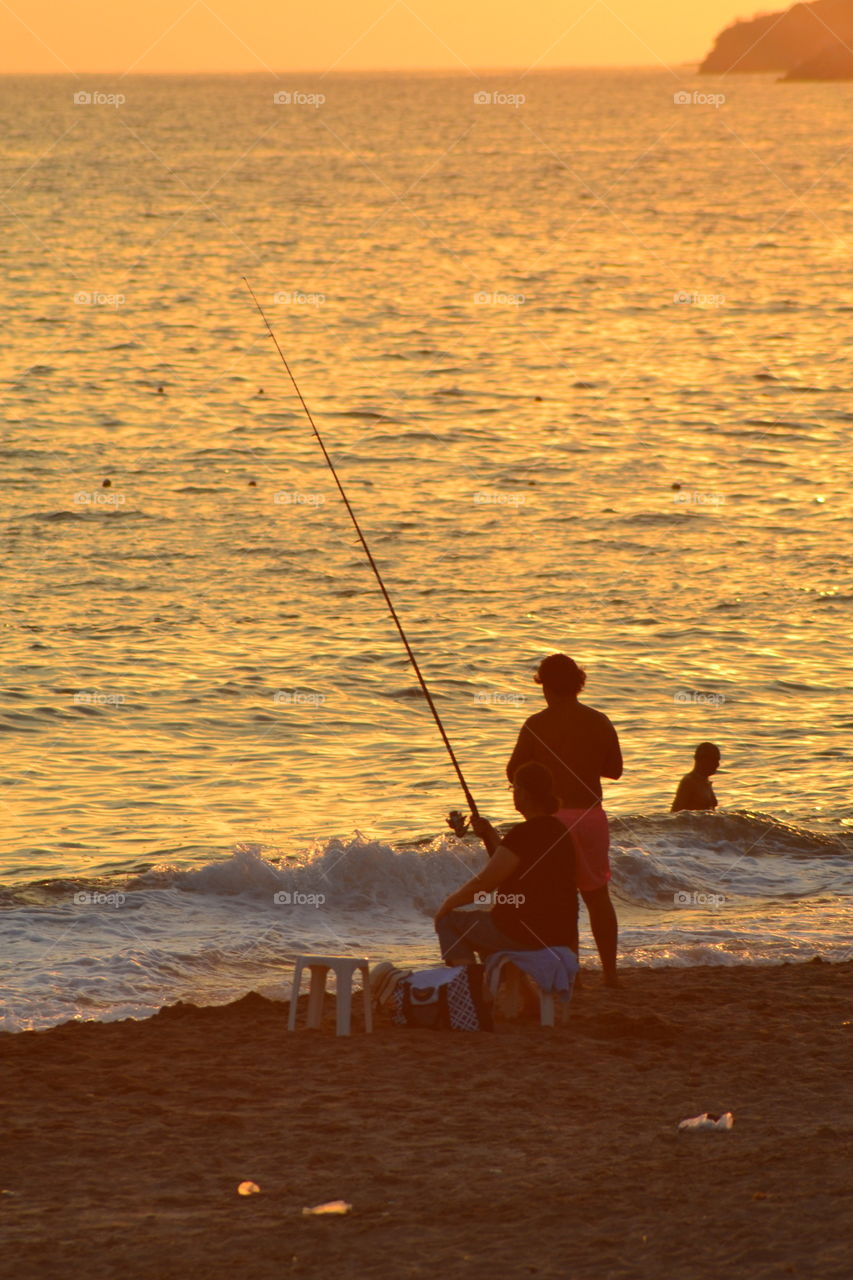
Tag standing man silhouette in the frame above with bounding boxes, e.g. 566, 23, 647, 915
507, 654, 623, 987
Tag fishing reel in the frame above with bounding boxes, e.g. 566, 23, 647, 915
446, 810, 470, 838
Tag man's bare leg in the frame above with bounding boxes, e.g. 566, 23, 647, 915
580, 885, 619, 987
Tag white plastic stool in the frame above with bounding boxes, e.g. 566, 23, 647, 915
287, 954, 372, 1036
487, 956, 562, 1027
538, 989, 556, 1028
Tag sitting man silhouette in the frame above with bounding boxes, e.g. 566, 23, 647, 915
434, 761, 578, 965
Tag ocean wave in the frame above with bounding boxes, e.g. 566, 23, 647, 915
2, 837, 481, 914
609, 811, 853, 906
8, 813, 850, 913
332, 410, 393, 420
610, 810, 850, 858
23, 509, 153, 523
136, 837, 485, 913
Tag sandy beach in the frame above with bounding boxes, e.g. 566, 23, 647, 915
2, 960, 851, 1280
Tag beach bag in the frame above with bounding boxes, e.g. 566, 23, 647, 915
390, 965, 491, 1032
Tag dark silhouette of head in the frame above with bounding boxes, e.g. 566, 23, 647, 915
534, 653, 586, 704
512, 760, 559, 816
694, 742, 721, 776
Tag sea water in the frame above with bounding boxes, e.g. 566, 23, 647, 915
2, 71, 852, 1029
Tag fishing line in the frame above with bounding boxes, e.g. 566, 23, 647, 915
244, 277, 478, 824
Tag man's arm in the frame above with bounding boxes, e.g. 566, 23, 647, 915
471, 813, 501, 857
506, 721, 535, 784
434, 844, 521, 923
601, 718, 623, 780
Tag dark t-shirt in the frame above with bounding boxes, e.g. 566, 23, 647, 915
492, 815, 578, 952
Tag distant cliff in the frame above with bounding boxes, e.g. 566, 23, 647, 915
782, 37, 853, 77
700, 2, 853, 76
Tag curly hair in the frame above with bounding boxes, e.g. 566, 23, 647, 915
534, 653, 587, 696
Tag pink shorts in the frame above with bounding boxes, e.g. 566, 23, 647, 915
556, 806, 611, 893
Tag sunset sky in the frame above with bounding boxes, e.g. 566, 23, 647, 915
1, 2, 759, 74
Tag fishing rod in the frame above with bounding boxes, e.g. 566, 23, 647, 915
244, 277, 478, 830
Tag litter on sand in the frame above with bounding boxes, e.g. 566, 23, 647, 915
302, 1200, 352, 1216
678, 1112, 734, 1132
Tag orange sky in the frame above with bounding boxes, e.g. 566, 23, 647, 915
1, 2, 757, 74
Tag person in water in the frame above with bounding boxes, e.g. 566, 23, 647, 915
671, 742, 721, 812
506, 653, 623, 987
434, 761, 577, 964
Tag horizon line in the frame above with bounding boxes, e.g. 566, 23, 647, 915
0, 63, 704, 77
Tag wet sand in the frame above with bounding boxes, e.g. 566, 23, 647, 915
2, 960, 851, 1280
